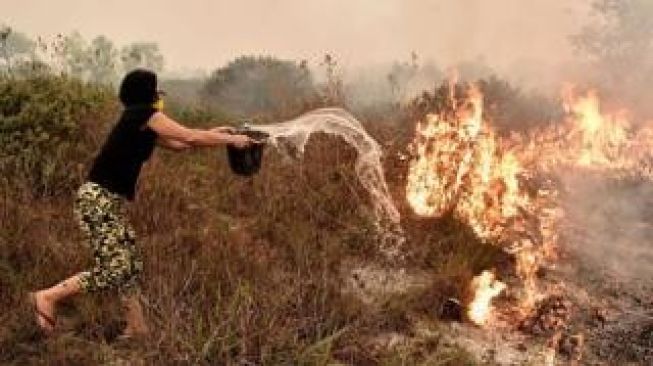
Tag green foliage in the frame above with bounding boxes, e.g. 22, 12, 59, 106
0, 73, 112, 195
202, 55, 317, 118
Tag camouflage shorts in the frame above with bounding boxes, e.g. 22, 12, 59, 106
74, 182, 143, 294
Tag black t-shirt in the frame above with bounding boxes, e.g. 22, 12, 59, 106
88, 106, 158, 200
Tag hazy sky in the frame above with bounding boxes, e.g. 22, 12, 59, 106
2, 0, 590, 74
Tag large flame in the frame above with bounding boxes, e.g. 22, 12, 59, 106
405, 84, 533, 239
406, 86, 484, 217
405, 83, 549, 317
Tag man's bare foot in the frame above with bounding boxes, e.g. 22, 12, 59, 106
28, 291, 56, 334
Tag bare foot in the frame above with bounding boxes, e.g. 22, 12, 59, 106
29, 291, 56, 334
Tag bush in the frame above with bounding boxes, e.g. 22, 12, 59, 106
0, 72, 113, 195
478, 76, 562, 133
202, 56, 318, 119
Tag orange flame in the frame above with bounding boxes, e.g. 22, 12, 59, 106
405, 86, 484, 217
405, 84, 559, 320
531, 86, 653, 179
563, 87, 630, 167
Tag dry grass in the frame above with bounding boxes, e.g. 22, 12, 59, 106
0, 89, 503, 365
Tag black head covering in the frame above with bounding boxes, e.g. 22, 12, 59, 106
119, 69, 158, 107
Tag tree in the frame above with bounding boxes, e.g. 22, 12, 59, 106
202, 56, 317, 118
0, 25, 36, 72
320, 53, 345, 106
572, 0, 653, 86
571, 0, 653, 117
121, 42, 164, 73
57, 31, 89, 79
86, 35, 119, 84
387, 52, 419, 104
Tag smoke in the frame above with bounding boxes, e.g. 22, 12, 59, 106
552, 1, 653, 284
1, 0, 588, 90
341, 59, 446, 113
561, 171, 653, 282
566, 0, 653, 121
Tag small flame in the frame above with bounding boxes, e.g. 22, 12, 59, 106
468, 270, 507, 325
533, 86, 652, 178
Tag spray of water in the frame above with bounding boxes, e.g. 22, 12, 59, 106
255, 108, 403, 250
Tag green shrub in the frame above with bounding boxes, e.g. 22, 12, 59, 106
0, 73, 113, 195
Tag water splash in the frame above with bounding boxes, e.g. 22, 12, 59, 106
255, 108, 403, 249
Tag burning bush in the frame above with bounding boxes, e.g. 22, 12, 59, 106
407, 77, 562, 136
